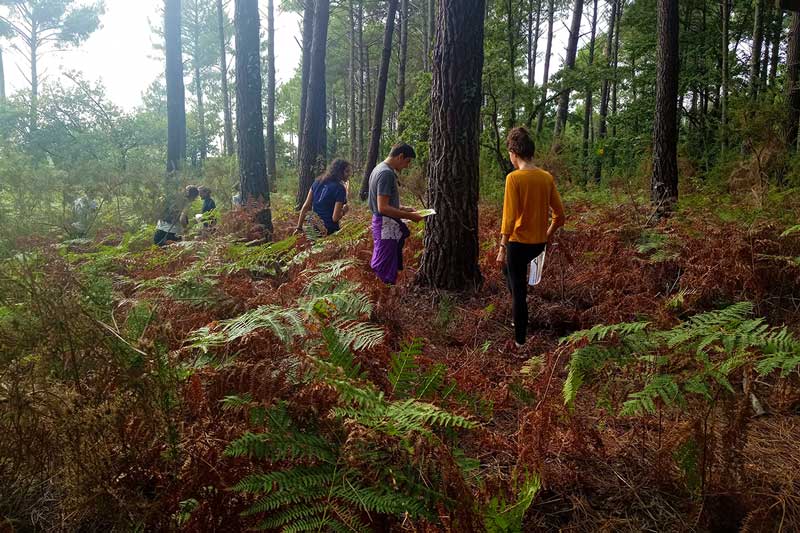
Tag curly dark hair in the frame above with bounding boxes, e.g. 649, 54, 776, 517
317, 159, 352, 185
506, 127, 536, 160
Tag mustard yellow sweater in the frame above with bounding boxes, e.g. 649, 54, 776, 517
501, 168, 565, 244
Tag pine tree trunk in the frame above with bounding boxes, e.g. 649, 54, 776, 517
417, 0, 486, 290
349, 0, 358, 164
266, 0, 277, 192
235, 0, 272, 232
582, 0, 598, 182
427, 0, 435, 72
536, 0, 554, 134
787, 12, 800, 151
331, 91, 338, 156
0, 48, 5, 102
192, 3, 207, 164
506, 0, 517, 129
166, 0, 187, 174
357, 0, 365, 168
298, 0, 316, 169
769, 6, 783, 87
298, 0, 330, 207
593, 0, 618, 183
652, 0, 679, 210
721, 0, 729, 153
749, 0, 765, 100
398, 0, 409, 119
554, 0, 584, 140
359, 0, 399, 200
529, 0, 541, 87
610, 0, 622, 168
217, 0, 235, 156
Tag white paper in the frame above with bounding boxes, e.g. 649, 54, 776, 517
528, 249, 546, 286
416, 208, 437, 218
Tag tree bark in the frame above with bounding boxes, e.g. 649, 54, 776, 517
417, 0, 486, 290
749, 0, 765, 100
266, 0, 277, 192
298, 0, 316, 168
787, 12, 800, 151
359, 0, 399, 201
554, 0, 584, 140
298, 0, 330, 207
769, 4, 783, 88
593, 0, 618, 183
235, 0, 272, 232
528, 0, 541, 87
357, 0, 365, 167
582, 0, 598, 182
398, 0, 409, 118
721, 0, 729, 153
652, 0, 679, 209
536, 0, 555, 134
216, 0, 235, 156
166, 0, 187, 174
0, 48, 5, 102
427, 0, 435, 72
506, 0, 518, 128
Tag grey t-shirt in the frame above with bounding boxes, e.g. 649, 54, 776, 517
368, 162, 400, 215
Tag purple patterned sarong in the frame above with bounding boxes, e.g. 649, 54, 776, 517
370, 215, 410, 284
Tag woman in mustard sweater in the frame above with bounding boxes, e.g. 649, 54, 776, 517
496, 127, 565, 348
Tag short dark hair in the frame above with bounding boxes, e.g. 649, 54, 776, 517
185, 185, 199, 198
389, 143, 416, 159
506, 127, 535, 160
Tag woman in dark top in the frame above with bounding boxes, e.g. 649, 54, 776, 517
295, 159, 351, 237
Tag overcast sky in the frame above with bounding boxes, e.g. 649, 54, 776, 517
3, 0, 302, 111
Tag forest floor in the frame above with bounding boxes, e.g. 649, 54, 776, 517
4, 186, 800, 532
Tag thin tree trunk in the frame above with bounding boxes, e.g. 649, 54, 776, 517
0, 48, 5, 102
721, 0, 729, 153
217, 0, 234, 156
298, 0, 316, 168
787, 12, 800, 151
530, 0, 541, 87
423, 0, 430, 71
331, 90, 338, 156
359, 0, 399, 200
536, 0, 554, 134
166, 0, 187, 174
610, 0, 622, 167
192, 3, 207, 164
507, 0, 517, 128
583, 0, 598, 182
652, 0, 680, 209
398, 0, 408, 119
266, 0, 277, 192
235, 0, 272, 232
427, 0, 435, 72
349, 0, 358, 164
769, 4, 783, 87
298, 0, 330, 207
593, 0, 618, 183
749, 0, 765, 100
357, 0, 365, 167
418, 0, 486, 290
554, 0, 584, 140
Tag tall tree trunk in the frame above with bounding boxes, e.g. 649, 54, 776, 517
582, 0, 598, 182
349, 0, 358, 164
0, 48, 5, 102
427, 0, 435, 71
192, 3, 207, 164
359, 0, 399, 200
749, 0, 765, 100
235, 0, 272, 233
357, 0, 365, 167
536, 0, 554, 134
166, 0, 187, 174
554, 0, 584, 140
787, 12, 800, 151
266, 0, 277, 192
593, 0, 618, 183
769, 5, 783, 87
298, 0, 316, 169
330, 90, 338, 156
418, 0, 486, 290
506, 0, 517, 128
610, 0, 622, 168
721, 0, 729, 153
298, 0, 330, 207
217, 0, 235, 156
529, 0, 541, 87
398, 0, 409, 119
652, 0, 680, 210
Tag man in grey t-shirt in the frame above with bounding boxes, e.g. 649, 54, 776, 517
366, 143, 423, 284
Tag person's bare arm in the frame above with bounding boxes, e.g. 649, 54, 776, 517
377, 195, 422, 222
332, 202, 348, 223
295, 189, 314, 233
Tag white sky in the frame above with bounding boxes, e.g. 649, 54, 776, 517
3, 0, 302, 111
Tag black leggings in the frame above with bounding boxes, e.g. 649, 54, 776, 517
503, 241, 546, 345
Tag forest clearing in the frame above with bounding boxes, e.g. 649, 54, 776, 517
1, 0, 800, 531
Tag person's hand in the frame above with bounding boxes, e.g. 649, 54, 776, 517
400, 206, 415, 213
342, 204, 350, 215
407, 212, 423, 223
496, 246, 506, 265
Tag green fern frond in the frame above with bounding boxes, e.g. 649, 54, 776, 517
332, 483, 428, 516
780, 224, 800, 238
301, 285, 373, 320
416, 363, 447, 400
248, 502, 331, 524
233, 465, 337, 494
560, 321, 650, 345
332, 320, 385, 351
388, 339, 423, 398
619, 375, 682, 416
321, 327, 365, 380
186, 305, 305, 351
243, 486, 329, 514
220, 393, 253, 410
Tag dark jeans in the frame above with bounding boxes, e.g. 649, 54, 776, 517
503, 241, 546, 345
154, 229, 179, 247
